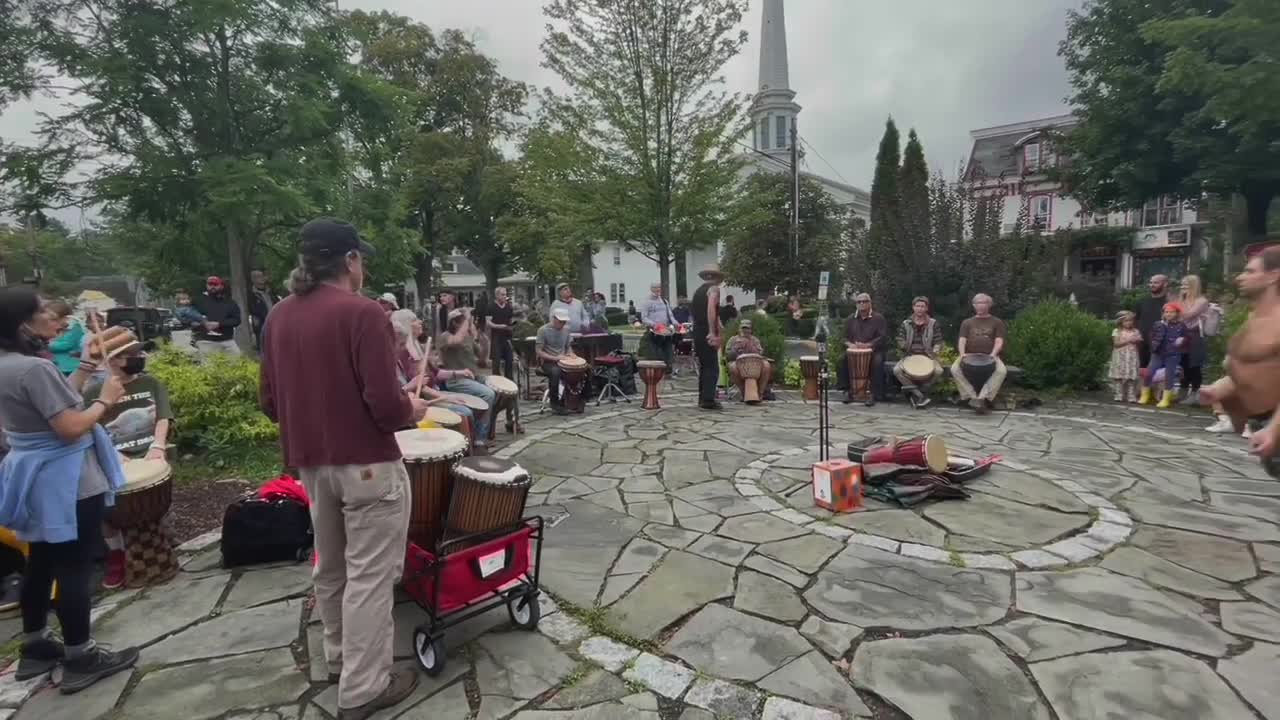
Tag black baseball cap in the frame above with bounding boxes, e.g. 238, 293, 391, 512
298, 218, 376, 258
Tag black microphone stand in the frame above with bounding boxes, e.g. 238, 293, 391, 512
815, 321, 831, 462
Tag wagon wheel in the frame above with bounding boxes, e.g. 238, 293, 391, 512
413, 626, 446, 677
507, 591, 541, 630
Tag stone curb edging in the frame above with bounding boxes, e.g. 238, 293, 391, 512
732, 444, 1137, 570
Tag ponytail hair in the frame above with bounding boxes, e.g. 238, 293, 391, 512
288, 252, 347, 296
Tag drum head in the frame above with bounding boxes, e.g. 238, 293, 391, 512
800, 355, 819, 363
637, 360, 666, 368
484, 375, 518, 394
424, 407, 462, 427
962, 353, 995, 368
456, 394, 490, 412
902, 355, 934, 379
559, 356, 587, 369
121, 458, 171, 493
452, 456, 529, 485
922, 435, 949, 473
396, 428, 468, 460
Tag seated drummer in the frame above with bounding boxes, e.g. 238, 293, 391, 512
893, 296, 944, 409
438, 309, 496, 449
536, 308, 577, 416
725, 319, 775, 402
838, 292, 887, 407
640, 282, 678, 371
78, 339, 173, 590
952, 293, 1008, 415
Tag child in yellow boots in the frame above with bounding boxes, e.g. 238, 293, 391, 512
1139, 302, 1187, 408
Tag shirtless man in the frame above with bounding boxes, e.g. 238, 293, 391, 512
1200, 246, 1280, 469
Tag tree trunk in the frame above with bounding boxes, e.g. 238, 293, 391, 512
484, 258, 500, 295
658, 250, 670, 299
224, 223, 254, 355
576, 243, 594, 294
674, 251, 688, 300
414, 206, 435, 315
1243, 187, 1275, 243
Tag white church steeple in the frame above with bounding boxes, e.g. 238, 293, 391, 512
751, 0, 801, 162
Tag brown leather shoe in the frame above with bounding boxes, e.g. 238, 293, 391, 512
337, 670, 419, 720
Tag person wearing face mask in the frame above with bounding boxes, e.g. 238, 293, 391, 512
79, 342, 173, 589
260, 218, 427, 720
192, 276, 242, 358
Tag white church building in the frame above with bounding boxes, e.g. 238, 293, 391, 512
590, 0, 870, 307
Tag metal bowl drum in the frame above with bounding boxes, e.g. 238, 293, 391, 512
397, 429, 469, 549
109, 459, 178, 588
961, 354, 996, 392
799, 355, 821, 401
637, 360, 667, 410
445, 457, 532, 550
557, 355, 590, 413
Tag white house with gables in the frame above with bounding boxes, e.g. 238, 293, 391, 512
965, 114, 1209, 289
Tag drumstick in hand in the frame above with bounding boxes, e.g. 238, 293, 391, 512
412, 338, 433, 398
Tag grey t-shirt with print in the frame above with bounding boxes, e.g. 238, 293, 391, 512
0, 351, 109, 499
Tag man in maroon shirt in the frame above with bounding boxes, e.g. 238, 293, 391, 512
260, 218, 427, 720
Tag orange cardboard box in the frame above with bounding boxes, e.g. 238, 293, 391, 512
812, 459, 862, 512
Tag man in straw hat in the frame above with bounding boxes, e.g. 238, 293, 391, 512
691, 263, 725, 410
1201, 245, 1280, 475
260, 218, 428, 719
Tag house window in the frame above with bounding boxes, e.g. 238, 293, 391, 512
759, 117, 770, 150
776, 115, 788, 149
1141, 195, 1183, 227
1023, 142, 1041, 173
441, 261, 457, 274
1029, 195, 1052, 230
610, 283, 626, 304
612, 246, 621, 266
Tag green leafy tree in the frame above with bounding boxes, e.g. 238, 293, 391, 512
28, 0, 353, 349
722, 173, 846, 297
540, 0, 750, 296
1059, 0, 1276, 242
857, 118, 902, 300
0, 0, 38, 111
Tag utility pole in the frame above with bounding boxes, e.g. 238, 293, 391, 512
791, 123, 800, 258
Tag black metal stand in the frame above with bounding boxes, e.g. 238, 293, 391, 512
816, 330, 831, 462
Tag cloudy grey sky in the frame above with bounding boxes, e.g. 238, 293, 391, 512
0, 0, 1082, 221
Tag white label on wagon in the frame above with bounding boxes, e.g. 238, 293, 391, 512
478, 550, 506, 579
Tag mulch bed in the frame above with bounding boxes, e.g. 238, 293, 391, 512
168, 479, 252, 544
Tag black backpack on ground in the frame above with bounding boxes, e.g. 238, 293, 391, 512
220, 494, 313, 568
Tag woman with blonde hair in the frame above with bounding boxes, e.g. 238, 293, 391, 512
1177, 275, 1210, 404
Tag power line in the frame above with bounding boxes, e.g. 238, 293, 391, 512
733, 140, 794, 173
798, 136, 851, 187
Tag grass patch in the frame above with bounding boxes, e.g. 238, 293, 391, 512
555, 598, 655, 653
171, 441, 281, 486
947, 550, 966, 568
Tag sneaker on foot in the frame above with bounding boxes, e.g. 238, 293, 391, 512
102, 549, 126, 590
916, 396, 931, 409
338, 670, 419, 720
60, 645, 139, 694
1206, 417, 1233, 433
16, 637, 64, 681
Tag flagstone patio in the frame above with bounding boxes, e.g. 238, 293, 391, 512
3, 387, 1276, 720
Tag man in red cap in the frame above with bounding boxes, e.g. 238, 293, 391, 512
192, 275, 242, 358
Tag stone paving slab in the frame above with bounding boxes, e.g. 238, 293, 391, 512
474, 632, 576, 720
144, 599, 302, 666
983, 616, 1125, 662
851, 634, 1051, 720
1130, 526, 1258, 581
806, 545, 1011, 630
94, 573, 228, 649
1217, 642, 1280, 719
758, 650, 868, 715
14, 669, 130, 720
124, 648, 308, 720
1016, 568, 1235, 656
1099, 546, 1243, 600
607, 550, 734, 639
665, 604, 810, 682
1032, 650, 1257, 720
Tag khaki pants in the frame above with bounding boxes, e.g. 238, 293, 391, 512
951, 356, 1008, 401
299, 461, 410, 710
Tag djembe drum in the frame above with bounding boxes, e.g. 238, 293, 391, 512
735, 353, 767, 404
863, 435, 949, 473
961, 354, 996, 394
109, 459, 178, 588
396, 428, 469, 549
558, 355, 590, 413
901, 355, 936, 387
484, 375, 519, 439
799, 355, 821, 401
847, 348, 873, 401
445, 457, 533, 550
637, 360, 667, 410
